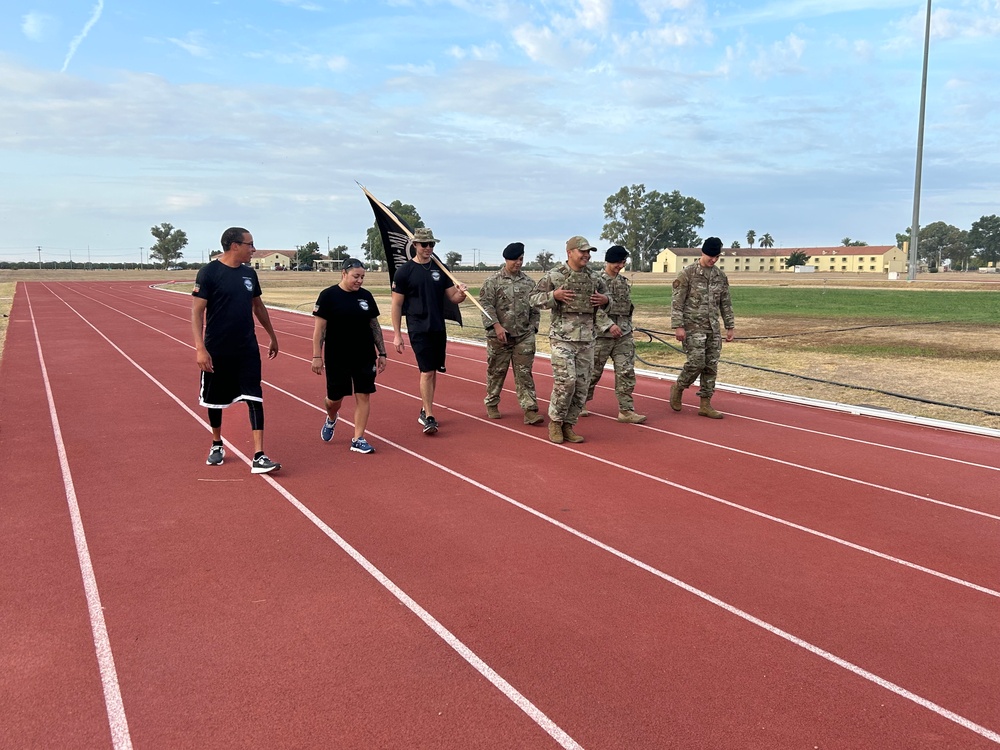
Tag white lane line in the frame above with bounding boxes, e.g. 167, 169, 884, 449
25, 287, 133, 750
41, 285, 584, 750
49, 284, 1000, 745
264, 380, 1000, 747
46, 285, 1000, 595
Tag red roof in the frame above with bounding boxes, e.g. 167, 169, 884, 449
669, 245, 897, 257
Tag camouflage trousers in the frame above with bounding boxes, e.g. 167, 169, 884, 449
548, 338, 594, 425
484, 333, 538, 411
677, 330, 723, 397
587, 334, 636, 412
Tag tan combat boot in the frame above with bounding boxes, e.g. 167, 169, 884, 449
523, 409, 544, 425
562, 423, 585, 443
698, 397, 723, 419
579, 405, 590, 416
617, 410, 647, 424
669, 382, 684, 412
548, 420, 565, 443
486, 405, 501, 419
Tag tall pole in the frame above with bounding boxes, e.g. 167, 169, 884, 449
38, 246, 42, 270
907, 0, 932, 281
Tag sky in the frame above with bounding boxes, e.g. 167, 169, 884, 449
1, 0, 998, 266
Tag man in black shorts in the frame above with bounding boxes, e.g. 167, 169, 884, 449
311, 258, 387, 453
192, 226, 281, 474
390, 227, 467, 434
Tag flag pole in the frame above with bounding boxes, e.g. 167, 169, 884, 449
358, 184, 487, 317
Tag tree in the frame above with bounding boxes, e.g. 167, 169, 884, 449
445, 251, 462, 269
362, 200, 424, 263
759, 233, 774, 249
920, 222, 969, 270
329, 244, 349, 260
785, 250, 811, 268
600, 184, 705, 272
296, 241, 321, 269
536, 251, 554, 271
730, 240, 741, 249
746, 230, 756, 248
841, 237, 868, 246
149, 222, 188, 269
969, 214, 1000, 267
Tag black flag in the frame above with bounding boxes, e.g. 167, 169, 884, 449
362, 188, 462, 326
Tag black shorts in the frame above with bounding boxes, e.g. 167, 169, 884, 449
325, 357, 377, 401
409, 330, 447, 373
199, 350, 263, 408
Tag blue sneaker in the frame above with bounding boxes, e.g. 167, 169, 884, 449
350, 437, 375, 454
206, 444, 225, 466
321, 415, 337, 442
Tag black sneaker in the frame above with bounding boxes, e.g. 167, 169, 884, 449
418, 409, 428, 427
251, 454, 281, 474
422, 415, 439, 435
206, 444, 225, 466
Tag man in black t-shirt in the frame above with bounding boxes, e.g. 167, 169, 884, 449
192, 227, 281, 474
311, 259, 386, 453
390, 227, 467, 434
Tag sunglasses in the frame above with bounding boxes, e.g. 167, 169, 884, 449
415, 241, 436, 248
343, 259, 366, 270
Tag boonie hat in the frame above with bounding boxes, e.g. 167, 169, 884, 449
413, 227, 439, 244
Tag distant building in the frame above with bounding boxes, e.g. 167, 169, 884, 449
251, 250, 297, 271
652, 245, 907, 275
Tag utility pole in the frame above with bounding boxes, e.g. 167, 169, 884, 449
139, 247, 144, 271
907, 0, 932, 281
37, 246, 42, 270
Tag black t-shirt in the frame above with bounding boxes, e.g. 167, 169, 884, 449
312, 285, 380, 364
392, 260, 454, 334
193, 261, 261, 355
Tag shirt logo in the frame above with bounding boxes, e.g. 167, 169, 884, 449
359, 299, 370, 311
243, 277, 253, 292
192, 283, 200, 293
431, 270, 441, 282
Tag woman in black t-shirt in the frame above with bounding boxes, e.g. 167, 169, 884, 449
311, 259, 387, 454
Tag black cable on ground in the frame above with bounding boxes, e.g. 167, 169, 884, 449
632, 327, 1000, 418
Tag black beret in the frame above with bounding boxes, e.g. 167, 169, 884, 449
605, 245, 628, 263
502, 242, 525, 260
702, 237, 723, 257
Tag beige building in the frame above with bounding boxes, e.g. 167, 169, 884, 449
652, 245, 907, 275
251, 250, 297, 271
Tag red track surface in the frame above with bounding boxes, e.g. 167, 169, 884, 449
2, 280, 999, 749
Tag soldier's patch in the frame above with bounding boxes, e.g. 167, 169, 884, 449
672, 278, 681, 289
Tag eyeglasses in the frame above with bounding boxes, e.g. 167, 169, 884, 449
415, 242, 435, 248
236, 241, 255, 248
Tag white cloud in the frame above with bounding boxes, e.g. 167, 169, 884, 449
750, 33, 807, 78
167, 33, 212, 59
21, 12, 51, 41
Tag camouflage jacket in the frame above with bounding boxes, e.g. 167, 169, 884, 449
670, 263, 735, 333
479, 267, 539, 338
595, 270, 634, 338
529, 263, 612, 342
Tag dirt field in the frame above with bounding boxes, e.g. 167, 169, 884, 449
3, 269, 997, 432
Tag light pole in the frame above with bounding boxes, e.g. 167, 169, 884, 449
907, 0, 932, 281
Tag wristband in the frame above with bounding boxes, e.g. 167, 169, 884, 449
312, 356, 322, 359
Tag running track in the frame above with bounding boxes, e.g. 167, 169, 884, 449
2, 280, 999, 749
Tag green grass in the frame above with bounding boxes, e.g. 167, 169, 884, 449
628, 287, 1000, 324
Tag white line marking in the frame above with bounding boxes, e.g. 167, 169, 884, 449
25, 287, 133, 750
40, 284, 584, 750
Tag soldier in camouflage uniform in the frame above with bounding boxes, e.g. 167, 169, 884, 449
586, 245, 646, 424
529, 235, 612, 444
670, 237, 735, 418
479, 242, 544, 425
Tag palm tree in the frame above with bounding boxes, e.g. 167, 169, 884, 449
731, 240, 741, 248
746, 230, 756, 248
760, 233, 774, 248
